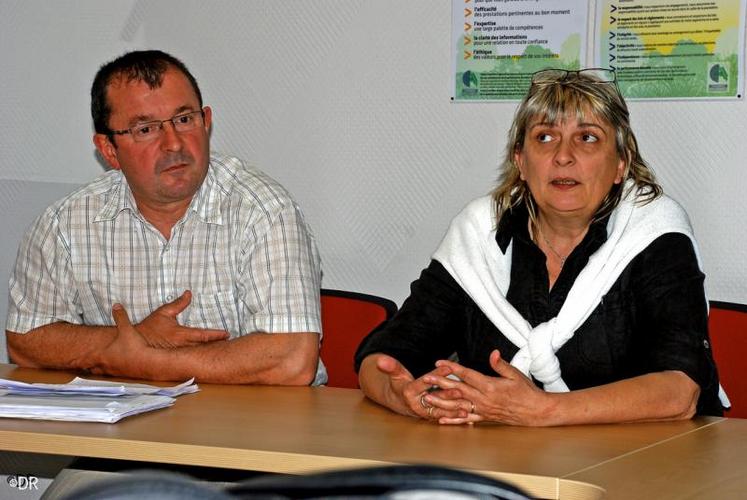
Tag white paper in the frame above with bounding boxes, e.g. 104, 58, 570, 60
0, 394, 175, 423
68, 377, 199, 397
0, 376, 197, 423
0, 377, 198, 397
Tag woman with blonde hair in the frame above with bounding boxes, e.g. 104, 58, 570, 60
356, 69, 723, 426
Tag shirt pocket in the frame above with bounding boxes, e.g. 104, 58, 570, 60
180, 290, 240, 338
571, 289, 633, 378
75, 275, 127, 325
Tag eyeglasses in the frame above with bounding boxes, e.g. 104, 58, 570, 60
531, 68, 617, 86
109, 109, 205, 143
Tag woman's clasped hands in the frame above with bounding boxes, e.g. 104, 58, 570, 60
420, 350, 554, 426
364, 350, 554, 426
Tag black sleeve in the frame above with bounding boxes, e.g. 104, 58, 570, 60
354, 260, 466, 378
630, 233, 722, 415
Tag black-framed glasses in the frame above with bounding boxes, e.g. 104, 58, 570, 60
531, 68, 617, 86
109, 109, 205, 143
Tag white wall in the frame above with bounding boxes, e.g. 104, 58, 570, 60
2, 0, 746, 362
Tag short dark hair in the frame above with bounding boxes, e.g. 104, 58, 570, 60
91, 50, 203, 136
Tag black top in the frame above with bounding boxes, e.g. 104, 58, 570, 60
355, 204, 723, 416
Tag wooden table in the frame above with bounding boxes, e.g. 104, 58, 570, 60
0, 365, 744, 499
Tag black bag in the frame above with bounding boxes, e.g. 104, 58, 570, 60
229, 464, 532, 499
62, 465, 531, 500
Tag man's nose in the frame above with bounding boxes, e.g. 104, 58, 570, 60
159, 121, 184, 151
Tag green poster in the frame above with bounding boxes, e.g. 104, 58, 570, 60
453, 0, 589, 101
596, 0, 746, 99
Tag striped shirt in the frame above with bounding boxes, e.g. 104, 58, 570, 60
7, 153, 325, 383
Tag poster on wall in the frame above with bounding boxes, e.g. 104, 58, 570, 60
595, 0, 746, 99
452, 0, 589, 101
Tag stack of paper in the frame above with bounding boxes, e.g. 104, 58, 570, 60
0, 377, 198, 423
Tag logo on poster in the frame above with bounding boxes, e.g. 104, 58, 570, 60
461, 71, 478, 96
707, 63, 728, 92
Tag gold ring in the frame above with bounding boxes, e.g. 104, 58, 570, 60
419, 394, 430, 408
427, 406, 434, 418
469, 401, 475, 414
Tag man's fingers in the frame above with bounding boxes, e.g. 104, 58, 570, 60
109, 303, 149, 357
198, 328, 230, 342
161, 290, 193, 316
181, 328, 229, 344
111, 303, 133, 329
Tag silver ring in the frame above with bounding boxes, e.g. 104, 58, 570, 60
427, 406, 434, 418
469, 401, 475, 414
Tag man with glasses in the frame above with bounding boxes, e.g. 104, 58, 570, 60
6, 50, 325, 385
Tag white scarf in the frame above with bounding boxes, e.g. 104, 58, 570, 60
433, 182, 728, 406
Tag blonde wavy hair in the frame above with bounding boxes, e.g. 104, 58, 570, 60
491, 70, 661, 225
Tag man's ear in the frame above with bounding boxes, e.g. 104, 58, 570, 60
93, 134, 121, 170
202, 106, 212, 132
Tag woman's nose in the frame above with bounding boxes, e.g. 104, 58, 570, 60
553, 138, 574, 167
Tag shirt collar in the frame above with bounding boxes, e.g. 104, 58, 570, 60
495, 202, 610, 253
188, 164, 223, 225
94, 163, 223, 225
94, 171, 137, 222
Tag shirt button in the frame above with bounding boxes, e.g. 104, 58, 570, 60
703, 339, 710, 349
167, 295, 174, 301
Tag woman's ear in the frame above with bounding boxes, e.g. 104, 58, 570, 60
614, 154, 627, 184
514, 149, 526, 180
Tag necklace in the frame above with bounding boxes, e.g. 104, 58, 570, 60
536, 224, 568, 268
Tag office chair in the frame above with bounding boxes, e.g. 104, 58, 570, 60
709, 301, 747, 418
320, 289, 397, 388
